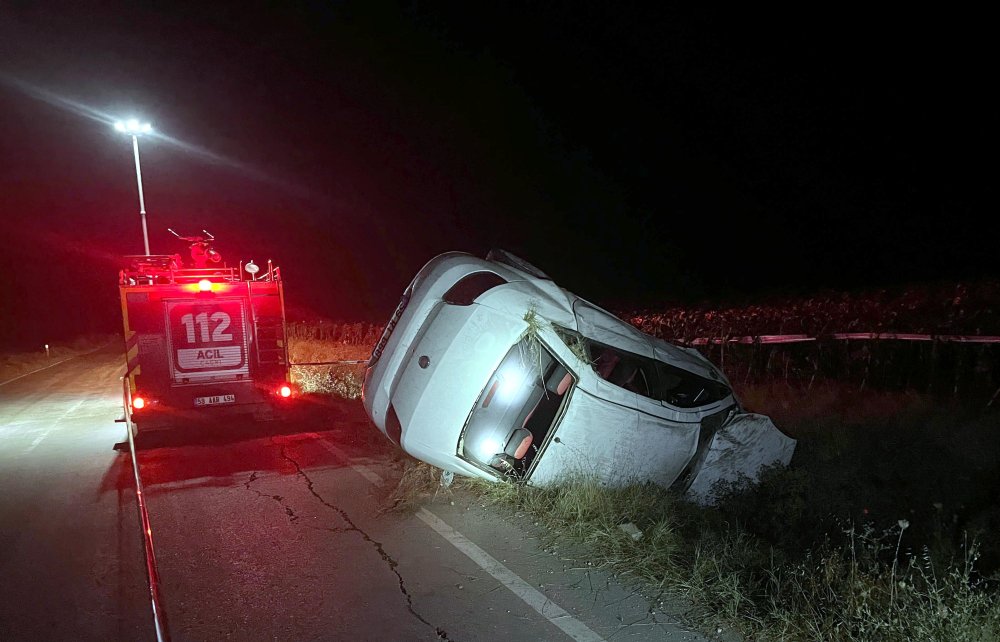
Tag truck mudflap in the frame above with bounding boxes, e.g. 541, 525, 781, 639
684, 413, 796, 506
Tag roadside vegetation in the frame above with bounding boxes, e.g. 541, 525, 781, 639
289, 285, 1000, 640
0, 334, 117, 384
286, 324, 371, 399
630, 279, 1000, 405
627, 280, 1000, 340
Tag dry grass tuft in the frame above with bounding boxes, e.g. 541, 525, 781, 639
382, 459, 455, 513
287, 337, 369, 399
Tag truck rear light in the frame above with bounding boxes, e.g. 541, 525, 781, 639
198, 279, 213, 292
278, 384, 293, 398
132, 396, 146, 410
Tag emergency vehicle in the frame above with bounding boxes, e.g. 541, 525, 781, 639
119, 231, 294, 430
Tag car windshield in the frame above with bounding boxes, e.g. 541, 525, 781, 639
460, 335, 573, 478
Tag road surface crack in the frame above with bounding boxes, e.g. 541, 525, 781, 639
278, 443, 453, 641
244, 471, 299, 522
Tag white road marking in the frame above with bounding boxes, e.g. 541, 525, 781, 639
416, 508, 605, 642
314, 440, 386, 487
317, 437, 606, 642
0, 345, 109, 388
0, 420, 41, 439
23, 399, 86, 453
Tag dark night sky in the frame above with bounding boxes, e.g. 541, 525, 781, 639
0, 3, 995, 350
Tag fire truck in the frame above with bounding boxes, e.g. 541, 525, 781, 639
118, 231, 294, 431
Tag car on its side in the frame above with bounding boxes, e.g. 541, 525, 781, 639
362, 250, 795, 503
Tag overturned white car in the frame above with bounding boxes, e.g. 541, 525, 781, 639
362, 250, 795, 504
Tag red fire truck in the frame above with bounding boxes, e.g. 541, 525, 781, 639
118, 233, 294, 431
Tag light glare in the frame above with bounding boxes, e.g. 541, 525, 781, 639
476, 437, 501, 460
496, 368, 526, 399
115, 119, 153, 134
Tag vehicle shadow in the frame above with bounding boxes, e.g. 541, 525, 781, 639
99, 394, 396, 493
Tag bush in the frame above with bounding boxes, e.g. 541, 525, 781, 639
293, 366, 363, 399
286, 335, 369, 399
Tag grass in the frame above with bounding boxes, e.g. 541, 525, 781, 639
733, 382, 1000, 573
0, 334, 117, 383
287, 337, 368, 399
461, 471, 1000, 640
381, 459, 455, 514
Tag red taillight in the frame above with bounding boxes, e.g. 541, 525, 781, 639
278, 385, 292, 398
132, 396, 146, 410
198, 279, 213, 292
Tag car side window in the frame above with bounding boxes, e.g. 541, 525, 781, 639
654, 360, 730, 408
587, 341, 655, 398
574, 334, 729, 407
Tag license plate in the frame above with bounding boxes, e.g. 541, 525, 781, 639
194, 394, 236, 407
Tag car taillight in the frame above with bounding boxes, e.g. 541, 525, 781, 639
278, 384, 292, 398
132, 396, 146, 410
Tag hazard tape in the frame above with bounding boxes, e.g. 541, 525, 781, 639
290, 359, 369, 366
690, 335, 813, 345
684, 333, 1000, 346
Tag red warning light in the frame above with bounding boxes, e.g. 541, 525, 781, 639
279, 385, 292, 398
133, 396, 146, 410
198, 279, 213, 292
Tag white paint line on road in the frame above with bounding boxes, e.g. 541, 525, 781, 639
23, 399, 86, 453
0, 420, 42, 439
0, 356, 80, 387
416, 508, 606, 642
0, 344, 110, 388
314, 440, 386, 487
316, 436, 606, 642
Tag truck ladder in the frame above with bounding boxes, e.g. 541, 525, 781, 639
254, 317, 287, 366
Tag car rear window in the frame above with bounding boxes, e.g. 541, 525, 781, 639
442, 271, 507, 305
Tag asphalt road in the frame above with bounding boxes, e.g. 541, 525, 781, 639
0, 345, 711, 641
